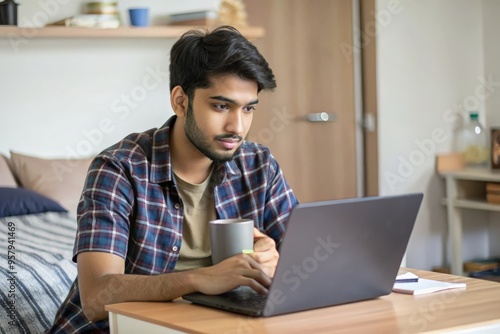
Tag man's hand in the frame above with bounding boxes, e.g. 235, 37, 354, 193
190, 254, 271, 295
249, 228, 279, 277
188, 228, 279, 296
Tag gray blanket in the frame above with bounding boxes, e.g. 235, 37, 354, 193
0, 212, 77, 334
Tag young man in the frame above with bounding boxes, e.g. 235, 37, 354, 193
47, 26, 298, 333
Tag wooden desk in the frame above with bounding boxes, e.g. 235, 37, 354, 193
106, 269, 500, 334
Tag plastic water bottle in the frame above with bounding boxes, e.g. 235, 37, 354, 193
458, 111, 489, 168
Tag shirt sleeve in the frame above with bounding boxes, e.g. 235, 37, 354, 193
263, 155, 299, 249
73, 153, 135, 262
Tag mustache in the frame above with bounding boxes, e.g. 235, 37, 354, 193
215, 134, 243, 141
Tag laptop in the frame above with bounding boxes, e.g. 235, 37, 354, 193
183, 193, 423, 317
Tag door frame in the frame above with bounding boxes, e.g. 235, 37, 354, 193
359, 0, 379, 196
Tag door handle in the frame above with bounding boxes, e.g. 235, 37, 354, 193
363, 112, 376, 132
306, 112, 337, 122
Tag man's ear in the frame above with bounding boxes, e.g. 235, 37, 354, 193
170, 86, 188, 117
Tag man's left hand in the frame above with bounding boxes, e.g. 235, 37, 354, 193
250, 228, 279, 277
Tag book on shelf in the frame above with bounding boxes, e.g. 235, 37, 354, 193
49, 14, 120, 29
486, 193, 500, 205
464, 259, 500, 272
167, 10, 218, 26
393, 278, 466, 295
486, 182, 500, 194
486, 182, 500, 204
48, 1, 120, 29
469, 267, 500, 282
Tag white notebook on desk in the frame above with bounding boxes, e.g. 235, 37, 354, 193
393, 278, 466, 295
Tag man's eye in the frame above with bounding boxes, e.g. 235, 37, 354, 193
243, 106, 255, 113
214, 104, 229, 111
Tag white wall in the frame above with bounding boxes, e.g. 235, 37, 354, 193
483, 1, 500, 128
0, 0, 219, 158
377, 0, 500, 271
482, 0, 500, 258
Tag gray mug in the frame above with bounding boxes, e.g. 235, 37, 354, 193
209, 218, 254, 264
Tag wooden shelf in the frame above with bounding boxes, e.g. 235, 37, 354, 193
439, 168, 500, 276
0, 25, 265, 39
441, 198, 500, 212
439, 168, 500, 182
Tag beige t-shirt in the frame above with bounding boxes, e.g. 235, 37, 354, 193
173, 170, 216, 271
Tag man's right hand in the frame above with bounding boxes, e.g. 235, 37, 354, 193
189, 253, 272, 295
77, 251, 271, 323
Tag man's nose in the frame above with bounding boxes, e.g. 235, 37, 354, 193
225, 110, 244, 135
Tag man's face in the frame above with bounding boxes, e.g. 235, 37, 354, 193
184, 74, 258, 162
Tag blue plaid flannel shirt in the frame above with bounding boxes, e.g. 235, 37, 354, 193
47, 116, 298, 333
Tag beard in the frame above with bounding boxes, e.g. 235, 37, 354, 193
184, 101, 243, 163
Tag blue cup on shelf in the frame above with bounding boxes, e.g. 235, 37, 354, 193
128, 7, 149, 27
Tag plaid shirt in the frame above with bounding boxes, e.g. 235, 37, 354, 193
47, 116, 298, 333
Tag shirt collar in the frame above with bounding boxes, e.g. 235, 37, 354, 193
150, 115, 242, 185
214, 157, 241, 185
150, 116, 175, 184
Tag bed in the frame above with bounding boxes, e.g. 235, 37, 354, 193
0, 152, 92, 334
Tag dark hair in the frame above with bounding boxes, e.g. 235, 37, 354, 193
169, 26, 276, 98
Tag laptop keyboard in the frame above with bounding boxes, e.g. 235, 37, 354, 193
223, 287, 267, 308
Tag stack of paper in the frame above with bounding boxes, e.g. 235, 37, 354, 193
393, 278, 466, 295
49, 15, 120, 29
68, 15, 120, 29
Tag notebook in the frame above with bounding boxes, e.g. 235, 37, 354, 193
183, 193, 423, 317
393, 279, 466, 295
